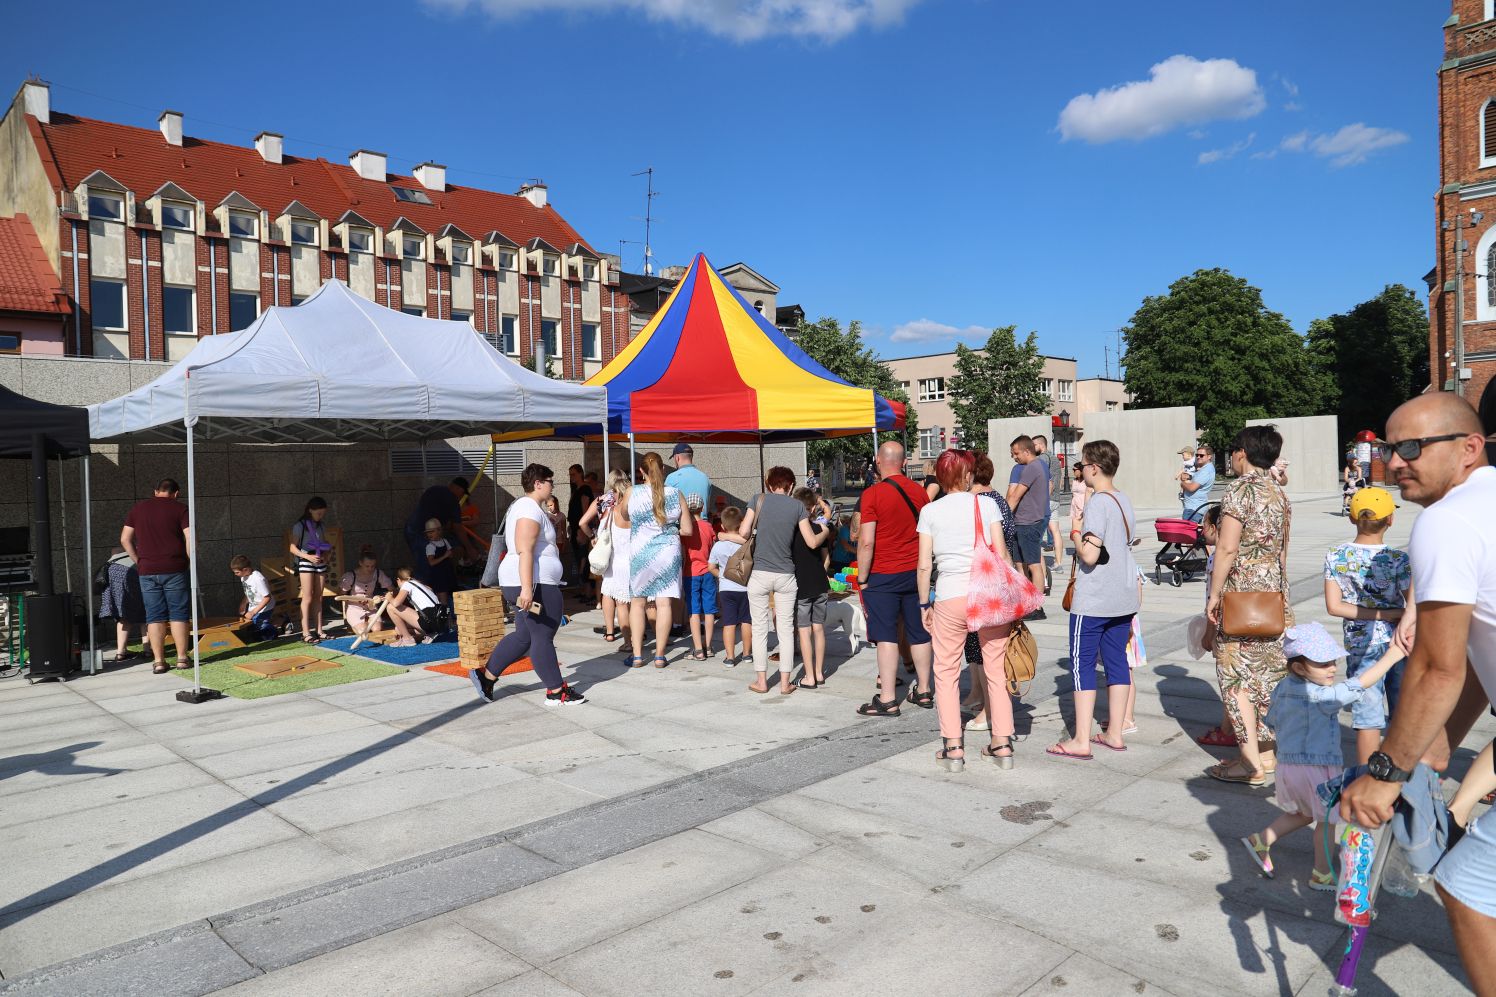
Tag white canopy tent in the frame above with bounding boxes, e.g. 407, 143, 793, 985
88, 279, 609, 701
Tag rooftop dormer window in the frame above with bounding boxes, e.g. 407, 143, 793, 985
161, 203, 193, 230
228, 211, 258, 239
347, 229, 372, 254
403, 236, 424, 260
582, 261, 597, 281
393, 187, 432, 205
542, 255, 558, 276
499, 249, 516, 270
88, 192, 123, 221
290, 221, 317, 246
451, 243, 470, 265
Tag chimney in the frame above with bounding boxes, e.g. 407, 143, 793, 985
159, 110, 182, 147
413, 161, 446, 191
350, 149, 387, 181
254, 131, 283, 165
21, 79, 48, 124
517, 180, 548, 209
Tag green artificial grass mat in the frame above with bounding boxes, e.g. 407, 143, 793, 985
157, 638, 405, 700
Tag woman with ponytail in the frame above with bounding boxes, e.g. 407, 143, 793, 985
621, 452, 693, 668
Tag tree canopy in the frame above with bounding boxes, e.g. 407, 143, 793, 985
945, 326, 1050, 447
792, 317, 915, 472
1305, 284, 1429, 442
1122, 268, 1327, 454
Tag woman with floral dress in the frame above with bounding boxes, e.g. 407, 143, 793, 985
1205, 424, 1293, 786
622, 452, 693, 668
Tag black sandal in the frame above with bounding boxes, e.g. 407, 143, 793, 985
937, 739, 965, 773
856, 696, 901, 717
909, 688, 934, 709
982, 738, 1015, 770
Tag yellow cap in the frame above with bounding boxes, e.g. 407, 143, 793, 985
1349, 487, 1396, 520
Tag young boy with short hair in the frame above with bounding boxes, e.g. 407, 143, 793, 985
683, 496, 718, 660
230, 554, 277, 641
1322, 487, 1414, 764
708, 507, 751, 668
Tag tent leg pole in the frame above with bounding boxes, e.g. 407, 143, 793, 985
628, 433, 635, 480
83, 455, 95, 675
758, 432, 765, 485
58, 454, 72, 593
602, 426, 610, 488
177, 421, 219, 704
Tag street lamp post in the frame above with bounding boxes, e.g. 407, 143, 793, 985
1053, 409, 1072, 497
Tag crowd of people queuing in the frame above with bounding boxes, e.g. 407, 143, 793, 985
93, 394, 1496, 988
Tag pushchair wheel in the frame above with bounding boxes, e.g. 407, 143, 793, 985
1171, 571, 1183, 587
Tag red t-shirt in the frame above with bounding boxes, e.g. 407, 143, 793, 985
860, 475, 928, 574
124, 497, 191, 576
682, 520, 717, 578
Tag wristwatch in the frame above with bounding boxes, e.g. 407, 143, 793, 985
1367, 751, 1412, 784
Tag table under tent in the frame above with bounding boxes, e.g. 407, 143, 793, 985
87, 279, 609, 702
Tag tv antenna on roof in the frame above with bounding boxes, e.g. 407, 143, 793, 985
632, 167, 658, 274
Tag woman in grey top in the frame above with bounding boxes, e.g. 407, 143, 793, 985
737, 466, 828, 695
1048, 440, 1141, 760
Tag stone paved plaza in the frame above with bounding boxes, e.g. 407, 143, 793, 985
0, 491, 1487, 996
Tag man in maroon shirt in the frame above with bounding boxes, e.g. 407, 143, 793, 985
121, 478, 193, 673
854, 441, 932, 716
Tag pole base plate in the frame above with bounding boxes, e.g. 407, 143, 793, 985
175, 687, 226, 704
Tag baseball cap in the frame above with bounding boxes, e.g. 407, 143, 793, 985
1283, 622, 1346, 663
671, 442, 694, 457
1348, 487, 1396, 520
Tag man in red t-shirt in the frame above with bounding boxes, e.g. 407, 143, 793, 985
121, 478, 193, 673
854, 441, 932, 716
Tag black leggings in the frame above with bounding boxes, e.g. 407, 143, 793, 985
486, 584, 563, 689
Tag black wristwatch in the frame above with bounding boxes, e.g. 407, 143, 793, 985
1367, 751, 1412, 784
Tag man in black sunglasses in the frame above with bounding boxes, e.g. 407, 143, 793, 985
1339, 392, 1495, 991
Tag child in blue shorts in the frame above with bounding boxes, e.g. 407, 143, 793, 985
1322, 487, 1413, 764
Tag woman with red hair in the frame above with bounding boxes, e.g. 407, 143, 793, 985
916, 449, 1022, 772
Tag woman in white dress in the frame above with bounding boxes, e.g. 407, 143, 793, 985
579, 468, 633, 643
621, 452, 693, 669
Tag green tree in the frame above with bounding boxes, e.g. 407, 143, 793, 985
1122, 269, 1326, 455
945, 326, 1050, 446
1306, 284, 1429, 441
793, 317, 916, 473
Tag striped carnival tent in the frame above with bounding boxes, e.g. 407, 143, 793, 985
504, 253, 905, 443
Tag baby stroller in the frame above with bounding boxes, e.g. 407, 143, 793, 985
1152, 516, 1209, 587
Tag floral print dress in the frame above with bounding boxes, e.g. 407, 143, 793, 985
1213, 471, 1294, 745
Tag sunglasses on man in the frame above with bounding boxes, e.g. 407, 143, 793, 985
1376, 434, 1469, 462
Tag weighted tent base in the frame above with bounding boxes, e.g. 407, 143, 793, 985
175, 687, 225, 704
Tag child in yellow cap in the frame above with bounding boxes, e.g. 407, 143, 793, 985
1322, 487, 1414, 764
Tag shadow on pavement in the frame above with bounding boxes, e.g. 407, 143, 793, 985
0, 742, 123, 782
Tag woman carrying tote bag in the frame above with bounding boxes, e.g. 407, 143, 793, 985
916, 450, 1041, 773
1205, 424, 1293, 787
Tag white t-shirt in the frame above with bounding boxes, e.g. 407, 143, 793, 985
240, 570, 272, 612
1355, 441, 1372, 465
709, 538, 747, 593
400, 578, 439, 611
498, 495, 564, 588
1408, 465, 1496, 708
425, 538, 452, 561
916, 492, 1004, 601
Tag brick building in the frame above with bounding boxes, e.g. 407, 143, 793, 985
1433, 2, 1496, 428
0, 80, 630, 381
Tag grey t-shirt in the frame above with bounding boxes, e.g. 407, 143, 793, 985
1071, 489, 1141, 618
1013, 460, 1048, 525
749, 493, 808, 575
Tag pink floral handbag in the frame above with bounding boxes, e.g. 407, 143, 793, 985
966, 496, 1044, 632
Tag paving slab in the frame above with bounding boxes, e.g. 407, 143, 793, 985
470, 970, 585, 996
0, 924, 256, 997
1017, 952, 1180, 996
0, 759, 220, 830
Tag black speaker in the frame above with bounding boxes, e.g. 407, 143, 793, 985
26, 592, 77, 678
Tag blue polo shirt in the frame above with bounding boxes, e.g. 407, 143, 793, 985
1182, 461, 1216, 516
665, 464, 711, 510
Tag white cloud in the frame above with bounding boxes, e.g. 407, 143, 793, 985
1187, 129, 1208, 140
1283, 101, 1303, 112
889, 318, 987, 344
1280, 130, 1309, 152
1306, 123, 1410, 167
1276, 74, 1299, 98
1198, 132, 1254, 165
422, 0, 924, 41
1057, 55, 1265, 143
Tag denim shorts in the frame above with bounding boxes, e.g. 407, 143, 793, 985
686, 574, 718, 616
1436, 809, 1496, 918
795, 592, 828, 628
1346, 639, 1399, 729
1013, 521, 1046, 564
139, 571, 191, 624
718, 590, 749, 627
862, 571, 929, 645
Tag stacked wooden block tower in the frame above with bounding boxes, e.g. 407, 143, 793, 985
454, 588, 506, 672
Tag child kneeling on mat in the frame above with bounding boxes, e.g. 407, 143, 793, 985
230, 555, 277, 641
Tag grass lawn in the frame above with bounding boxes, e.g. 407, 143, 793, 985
132, 638, 407, 700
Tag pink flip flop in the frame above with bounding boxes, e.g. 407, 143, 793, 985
1090, 734, 1127, 753
1045, 744, 1093, 761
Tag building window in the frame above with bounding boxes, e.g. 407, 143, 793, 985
1483, 98, 1496, 167
754, 299, 765, 314
896, 380, 910, 394
918, 377, 946, 402
402, 305, 425, 317
450, 243, 470, 265
1105, 401, 1119, 412
451, 310, 470, 324
161, 203, 193, 230
90, 278, 126, 329
542, 255, 558, 276
919, 427, 941, 459
540, 319, 559, 357
228, 211, 258, 239
1040, 377, 1054, 396
347, 229, 372, 254
291, 296, 306, 306
290, 221, 317, 246
0, 333, 20, 353
229, 292, 258, 331
501, 316, 517, 354
582, 261, 597, 281
1057, 379, 1074, 402
582, 323, 599, 360
163, 286, 194, 334
392, 187, 432, 205
499, 250, 516, 270
88, 192, 123, 221
402, 237, 424, 260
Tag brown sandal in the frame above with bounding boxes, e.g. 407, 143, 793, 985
1206, 760, 1265, 787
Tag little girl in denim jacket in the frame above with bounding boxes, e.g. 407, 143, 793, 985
1239, 622, 1405, 891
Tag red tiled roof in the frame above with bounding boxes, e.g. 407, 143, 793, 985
31, 112, 593, 253
0, 213, 70, 316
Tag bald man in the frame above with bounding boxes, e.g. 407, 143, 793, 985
1339, 393, 1496, 992
854, 441, 933, 716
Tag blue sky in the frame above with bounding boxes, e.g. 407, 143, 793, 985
3, 0, 1439, 378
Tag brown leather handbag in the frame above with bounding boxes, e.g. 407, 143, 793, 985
1061, 558, 1077, 612
1221, 590, 1286, 639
